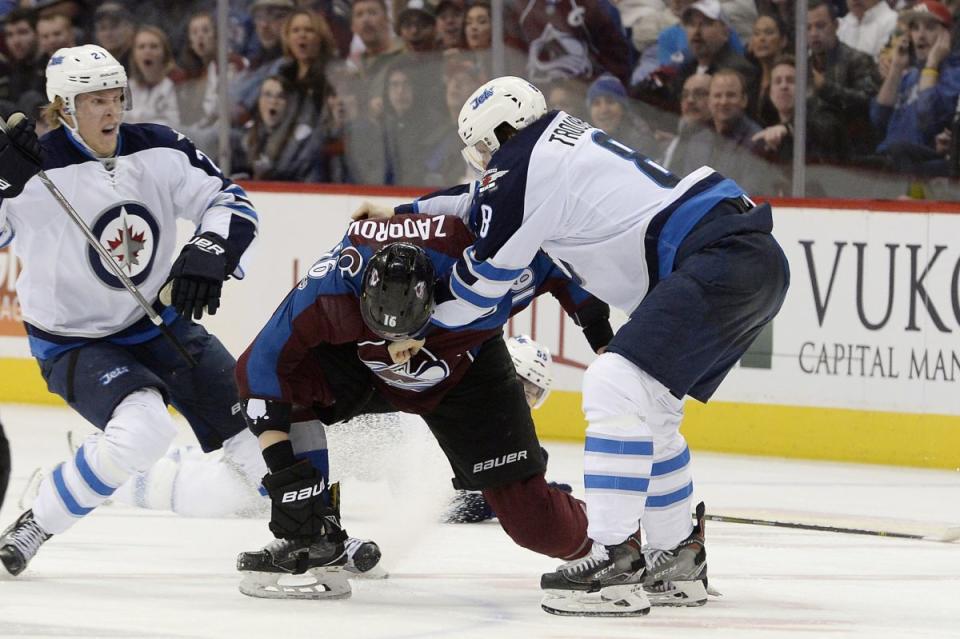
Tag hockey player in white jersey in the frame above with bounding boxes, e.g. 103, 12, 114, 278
354, 76, 790, 616
0, 44, 376, 579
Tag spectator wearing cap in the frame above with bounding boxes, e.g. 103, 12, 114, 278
871, 0, 960, 162
653, 0, 747, 71
396, 0, 436, 52
393, 1, 449, 110
587, 73, 658, 154
230, 0, 295, 125
674, 0, 758, 115
807, 0, 882, 156
93, 2, 136, 69
0, 8, 46, 101
838, 0, 898, 59
249, 0, 294, 66
435, 0, 465, 49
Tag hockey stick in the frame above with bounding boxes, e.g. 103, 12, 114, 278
0, 114, 196, 367
705, 513, 960, 543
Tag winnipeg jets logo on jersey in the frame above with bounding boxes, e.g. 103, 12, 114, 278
88, 202, 160, 288
359, 342, 451, 391
478, 168, 509, 194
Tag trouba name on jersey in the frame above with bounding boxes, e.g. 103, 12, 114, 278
547, 114, 591, 147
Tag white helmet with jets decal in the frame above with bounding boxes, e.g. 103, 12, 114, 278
457, 76, 547, 173
46, 44, 130, 116
506, 334, 553, 409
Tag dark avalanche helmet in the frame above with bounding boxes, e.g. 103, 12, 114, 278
360, 243, 436, 340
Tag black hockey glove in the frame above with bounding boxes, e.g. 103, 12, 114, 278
263, 460, 342, 541
0, 113, 42, 199
163, 232, 236, 320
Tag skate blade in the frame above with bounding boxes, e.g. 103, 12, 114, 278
541, 585, 651, 617
646, 580, 709, 607
238, 568, 352, 600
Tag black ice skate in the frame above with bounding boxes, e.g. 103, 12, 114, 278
0, 510, 52, 577
237, 535, 351, 599
642, 501, 709, 607
540, 531, 650, 617
237, 476, 384, 598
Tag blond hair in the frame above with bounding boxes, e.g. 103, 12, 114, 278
281, 9, 336, 62
41, 96, 66, 130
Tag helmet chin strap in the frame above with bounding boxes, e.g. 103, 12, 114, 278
58, 113, 117, 160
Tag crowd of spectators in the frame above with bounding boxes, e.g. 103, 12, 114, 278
1, 0, 959, 197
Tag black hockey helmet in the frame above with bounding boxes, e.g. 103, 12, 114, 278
360, 242, 436, 340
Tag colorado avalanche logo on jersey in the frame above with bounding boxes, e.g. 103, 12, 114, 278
359, 342, 451, 392
87, 201, 160, 289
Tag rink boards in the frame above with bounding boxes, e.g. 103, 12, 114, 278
2, 184, 958, 469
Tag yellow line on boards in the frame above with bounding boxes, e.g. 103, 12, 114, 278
0, 358, 58, 405
534, 390, 960, 470
4, 361, 958, 469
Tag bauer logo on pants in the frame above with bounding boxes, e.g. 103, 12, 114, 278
473, 450, 528, 474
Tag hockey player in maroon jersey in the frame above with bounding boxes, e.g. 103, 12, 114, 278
233, 213, 612, 599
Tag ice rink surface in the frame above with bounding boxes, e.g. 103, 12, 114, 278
0, 403, 958, 639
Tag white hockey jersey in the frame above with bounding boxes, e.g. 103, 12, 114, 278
400, 111, 747, 329
0, 123, 259, 358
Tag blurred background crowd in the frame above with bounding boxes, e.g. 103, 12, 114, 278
2, 0, 959, 199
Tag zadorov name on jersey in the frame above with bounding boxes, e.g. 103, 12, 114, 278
348, 216, 447, 242
473, 450, 528, 474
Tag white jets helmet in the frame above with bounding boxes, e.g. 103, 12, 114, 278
507, 334, 553, 409
46, 44, 130, 116
457, 76, 547, 172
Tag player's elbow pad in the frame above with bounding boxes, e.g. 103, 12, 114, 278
242, 398, 292, 436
